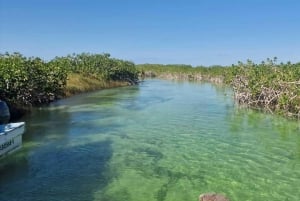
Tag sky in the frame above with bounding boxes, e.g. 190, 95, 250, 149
1, 0, 300, 66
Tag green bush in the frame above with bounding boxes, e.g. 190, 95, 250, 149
231, 58, 300, 117
0, 52, 139, 107
0, 52, 68, 105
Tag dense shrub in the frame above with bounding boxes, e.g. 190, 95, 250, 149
231, 58, 300, 117
0, 52, 68, 106
51, 53, 138, 83
0, 52, 139, 107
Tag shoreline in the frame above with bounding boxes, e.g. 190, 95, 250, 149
1, 52, 139, 121
141, 71, 300, 120
9, 74, 136, 121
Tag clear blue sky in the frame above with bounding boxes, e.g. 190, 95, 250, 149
1, 0, 300, 66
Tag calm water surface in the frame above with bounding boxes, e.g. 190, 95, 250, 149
1, 79, 300, 201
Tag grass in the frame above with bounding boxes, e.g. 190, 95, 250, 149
65, 73, 129, 96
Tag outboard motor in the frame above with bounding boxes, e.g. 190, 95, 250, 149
0, 100, 10, 124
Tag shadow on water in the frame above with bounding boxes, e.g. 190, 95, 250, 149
0, 140, 113, 201
18, 85, 139, 142
0, 86, 143, 201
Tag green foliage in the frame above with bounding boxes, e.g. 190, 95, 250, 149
0, 52, 139, 107
231, 58, 300, 117
0, 52, 68, 105
52, 53, 138, 83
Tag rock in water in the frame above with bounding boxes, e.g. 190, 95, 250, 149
199, 193, 229, 201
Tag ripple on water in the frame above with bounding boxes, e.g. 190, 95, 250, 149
1, 80, 300, 201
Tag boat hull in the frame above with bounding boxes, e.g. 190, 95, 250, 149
0, 122, 25, 158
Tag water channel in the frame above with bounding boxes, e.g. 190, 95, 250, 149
1, 79, 300, 201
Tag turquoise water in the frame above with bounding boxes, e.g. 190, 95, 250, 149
1, 79, 300, 201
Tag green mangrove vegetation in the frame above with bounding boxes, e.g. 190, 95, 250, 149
138, 58, 300, 118
0, 52, 138, 113
1, 52, 299, 119
231, 58, 300, 118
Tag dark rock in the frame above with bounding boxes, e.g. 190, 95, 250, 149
199, 193, 229, 201
0, 100, 10, 124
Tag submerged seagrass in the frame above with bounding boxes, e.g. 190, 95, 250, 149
1, 80, 299, 201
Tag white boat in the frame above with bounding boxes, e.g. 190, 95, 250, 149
0, 122, 25, 158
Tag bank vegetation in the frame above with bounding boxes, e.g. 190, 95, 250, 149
138, 58, 300, 118
0, 52, 138, 118
2, 52, 299, 119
